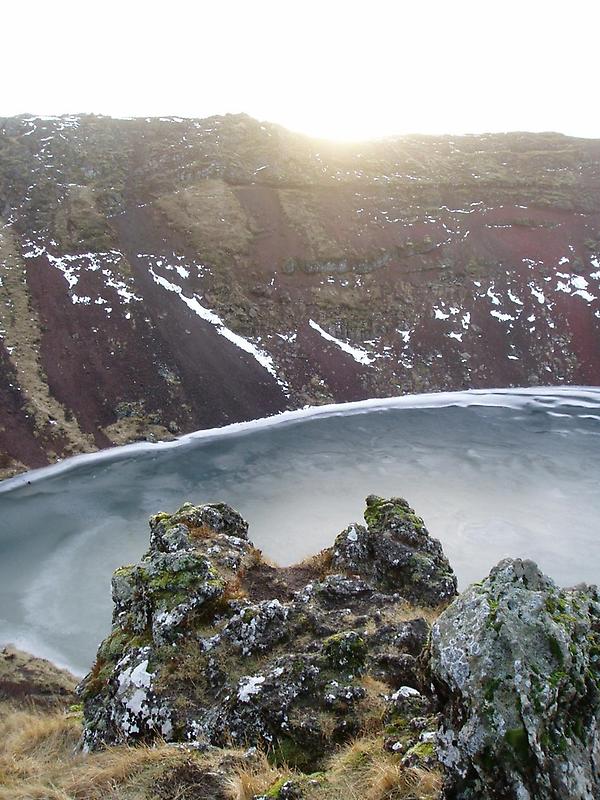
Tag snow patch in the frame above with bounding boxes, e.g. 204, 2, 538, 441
507, 290, 523, 306
23, 245, 141, 304
555, 273, 597, 302
276, 332, 297, 343
238, 675, 265, 702
486, 287, 501, 306
309, 319, 374, 366
529, 284, 546, 305
491, 310, 515, 322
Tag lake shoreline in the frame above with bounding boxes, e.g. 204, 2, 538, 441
2, 385, 598, 492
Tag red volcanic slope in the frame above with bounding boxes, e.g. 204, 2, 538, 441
0, 114, 599, 476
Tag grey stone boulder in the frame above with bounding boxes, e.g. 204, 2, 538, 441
430, 558, 600, 800
332, 495, 457, 605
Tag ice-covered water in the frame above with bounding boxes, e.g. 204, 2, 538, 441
1, 387, 599, 674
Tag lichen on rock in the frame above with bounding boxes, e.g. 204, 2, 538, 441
76, 495, 600, 797
332, 494, 458, 605
79, 496, 450, 764
430, 558, 600, 800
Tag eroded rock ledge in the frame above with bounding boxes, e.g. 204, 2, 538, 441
79, 496, 600, 800
0, 645, 77, 710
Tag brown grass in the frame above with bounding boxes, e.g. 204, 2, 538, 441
0, 702, 210, 800
155, 181, 252, 259
222, 574, 249, 602
362, 601, 444, 635
0, 456, 27, 481
189, 523, 222, 540
359, 676, 392, 734
228, 734, 442, 800
278, 188, 345, 261
226, 752, 288, 800
0, 703, 442, 800
247, 547, 276, 569
300, 547, 334, 579
102, 418, 175, 446
317, 735, 442, 800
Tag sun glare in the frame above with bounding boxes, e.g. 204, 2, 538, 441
3, 0, 600, 139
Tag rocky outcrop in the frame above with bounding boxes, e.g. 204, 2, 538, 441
332, 495, 457, 604
430, 558, 600, 800
78, 494, 600, 798
79, 496, 454, 762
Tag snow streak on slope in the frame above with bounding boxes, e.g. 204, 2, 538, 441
309, 319, 375, 365
149, 268, 289, 393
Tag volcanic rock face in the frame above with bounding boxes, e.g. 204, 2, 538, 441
80, 496, 454, 761
430, 558, 600, 800
2, 114, 600, 476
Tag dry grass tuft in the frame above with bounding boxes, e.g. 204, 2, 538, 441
226, 751, 288, 800
189, 523, 222, 540
226, 735, 442, 800
0, 702, 209, 800
222, 574, 248, 602
0, 703, 442, 800
248, 547, 277, 569
299, 547, 334, 579
364, 760, 442, 800
320, 735, 442, 800
362, 602, 443, 637
359, 676, 392, 734
0, 706, 81, 790
61, 745, 178, 799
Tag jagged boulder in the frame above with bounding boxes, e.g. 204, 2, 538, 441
80, 496, 453, 762
430, 558, 600, 800
332, 495, 457, 605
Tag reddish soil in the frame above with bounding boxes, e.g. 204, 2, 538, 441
241, 562, 323, 603
0, 345, 48, 470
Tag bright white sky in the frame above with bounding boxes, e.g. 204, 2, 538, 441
4, 0, 598, 141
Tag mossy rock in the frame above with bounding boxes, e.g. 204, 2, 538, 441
364, 494, 425, 533
323, 631, 367, 672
